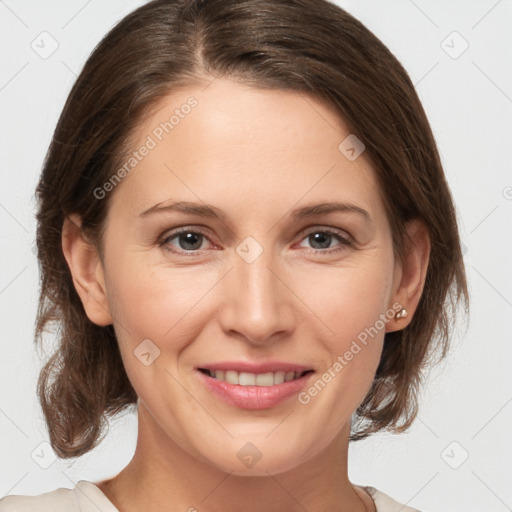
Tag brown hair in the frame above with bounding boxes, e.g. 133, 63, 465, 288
34, 0, 468, 458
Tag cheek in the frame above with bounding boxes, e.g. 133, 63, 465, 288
295, 256, 394, 340
102, 250, 216, 404
292, 258, 393, 408
104, 250, 219, 344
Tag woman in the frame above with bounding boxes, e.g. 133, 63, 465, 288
0, 0, 468, 510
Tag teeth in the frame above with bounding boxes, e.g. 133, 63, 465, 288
239, 372, 256, 386
274, 371, 285, 385
225, 370, 239, 385
207, 369, 307, 386
255, 372, 274, 386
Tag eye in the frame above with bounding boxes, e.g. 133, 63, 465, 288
297, 228, 353, 253
159, 226, 354, 256
159, 228, 213, 254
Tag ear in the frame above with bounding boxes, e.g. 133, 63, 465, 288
61, 214, 113, 326
386, 219, 430, 332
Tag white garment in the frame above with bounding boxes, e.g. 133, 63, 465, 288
0, 480, 422, 511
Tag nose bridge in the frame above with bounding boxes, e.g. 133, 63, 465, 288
218, 237, 293, 343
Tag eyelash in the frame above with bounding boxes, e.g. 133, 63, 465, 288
158, 226, 354, 256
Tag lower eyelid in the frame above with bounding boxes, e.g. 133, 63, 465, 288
298, 230, 353, 248
161, 231, 211, 251
160, 229, 353, 253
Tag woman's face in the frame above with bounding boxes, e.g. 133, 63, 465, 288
94, 78, 403, 475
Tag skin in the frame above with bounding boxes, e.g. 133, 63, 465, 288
62, 77, 430, 512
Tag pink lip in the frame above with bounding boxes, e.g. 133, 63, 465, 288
198, 360, 311, 374
196, 361, 314, 410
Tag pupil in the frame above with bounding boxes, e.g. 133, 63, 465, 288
310, 232, 331, 249
179, 232, 202, 250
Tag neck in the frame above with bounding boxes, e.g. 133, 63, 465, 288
97, 404, 372, 512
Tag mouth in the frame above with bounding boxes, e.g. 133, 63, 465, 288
196, 363, 315, 410
198, 368, 314, 386
195, 360, 315, 410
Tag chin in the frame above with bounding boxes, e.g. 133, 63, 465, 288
196, 438, 315, 477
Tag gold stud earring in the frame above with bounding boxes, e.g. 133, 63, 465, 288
396, 308, 408, 319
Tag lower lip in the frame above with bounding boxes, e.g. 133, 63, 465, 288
198, 371, 313, 410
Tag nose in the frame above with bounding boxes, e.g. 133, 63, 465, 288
217, 243, 295, 346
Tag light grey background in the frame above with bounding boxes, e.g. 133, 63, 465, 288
1, 1, 511, 511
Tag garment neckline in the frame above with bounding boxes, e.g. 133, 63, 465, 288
75, 480, 119, 511
79, 480, 378, 511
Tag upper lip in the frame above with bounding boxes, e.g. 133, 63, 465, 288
197, 361, 313, 374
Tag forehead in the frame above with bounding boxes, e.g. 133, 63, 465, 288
108, 78, 384, 224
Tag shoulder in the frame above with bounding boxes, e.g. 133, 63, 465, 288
362, 486, 423, 512
0, 480, 117, 512
0, 486, 77, 512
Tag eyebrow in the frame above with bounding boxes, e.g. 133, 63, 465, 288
139, 200, 372, 223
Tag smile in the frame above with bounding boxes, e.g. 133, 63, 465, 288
196, 363, 315, 410
198, 369, 313, 386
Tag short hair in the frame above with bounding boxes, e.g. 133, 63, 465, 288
34, 0, 469, 458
